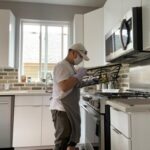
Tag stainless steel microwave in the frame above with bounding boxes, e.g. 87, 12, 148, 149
105, 7, 150, 63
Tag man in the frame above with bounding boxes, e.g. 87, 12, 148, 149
50, 43, 89, 150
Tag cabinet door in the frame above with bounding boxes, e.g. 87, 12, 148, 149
84, 8, 105, 67
110, 107, 131, 138
122, 0, 141, 15
0, 9, 15, 67
104, 0, 122, 35
111, 126, 131, 150
73, 14, 84, 44
13, 106, 42, 147
142, 0, 150, 51
41, 106, 55, 146
9, 11, 15, 67
41, 96, 55, 146
0, 97, 11, 148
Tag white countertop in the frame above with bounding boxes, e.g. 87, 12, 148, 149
107, 98, 150, 112
0, 90, 52, 96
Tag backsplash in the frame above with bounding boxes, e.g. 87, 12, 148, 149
0, 67, 52, 91
0, 64, 130, 92
0, 68, 18, 83
129, 64, 150, 90
118, 64, 129, 91
82, 64, 130, 92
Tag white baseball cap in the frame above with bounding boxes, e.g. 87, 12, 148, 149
69, 43, 89, 61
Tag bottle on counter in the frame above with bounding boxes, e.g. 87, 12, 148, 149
21, 75, 26, 83
27, 77, 32, 83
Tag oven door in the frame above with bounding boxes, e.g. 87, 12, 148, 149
113, 16, 133, 59
81, 103, 100, 150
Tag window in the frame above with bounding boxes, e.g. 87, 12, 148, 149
20, 20, 69, 82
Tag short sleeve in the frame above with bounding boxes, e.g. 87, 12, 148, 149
54, 63, 70, 83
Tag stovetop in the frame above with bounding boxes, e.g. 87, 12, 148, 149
82, 89, 150, 111
95, 89, 150, 99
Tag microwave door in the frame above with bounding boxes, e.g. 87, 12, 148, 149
120, 19, 130, 50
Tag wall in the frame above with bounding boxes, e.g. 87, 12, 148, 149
0, 1, 97, 68
0, 67, 52, 91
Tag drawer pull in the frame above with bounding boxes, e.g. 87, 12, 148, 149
113, 127, 122, 135
0, 102, 9, 104
113, 107, 121, 112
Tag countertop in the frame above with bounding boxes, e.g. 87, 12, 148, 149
107, 99, 150, 112
0, 90, 52, 96
81, 89, 150, 112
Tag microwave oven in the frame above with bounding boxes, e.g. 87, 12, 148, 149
105, 7, 150, 63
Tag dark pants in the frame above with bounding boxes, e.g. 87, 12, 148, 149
51, 110, 72, 150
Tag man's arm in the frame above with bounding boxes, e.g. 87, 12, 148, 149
58, 68, 87, 92
58, 77, 79, 92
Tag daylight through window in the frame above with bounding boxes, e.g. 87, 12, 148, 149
20, 20, 69, 82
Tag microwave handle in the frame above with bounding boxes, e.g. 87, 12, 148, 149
120, 19, 130, 50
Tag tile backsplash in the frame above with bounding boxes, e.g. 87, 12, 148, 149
0, 64, 130, 92
118, 64, 129, 91
0, 67, 52, 91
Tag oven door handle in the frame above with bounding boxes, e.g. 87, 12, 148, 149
120, 19, 130, 50
81, 104, 99, 119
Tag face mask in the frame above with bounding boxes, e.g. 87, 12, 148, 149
74, 54, 83, 65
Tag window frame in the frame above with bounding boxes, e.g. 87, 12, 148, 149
19, 19, 70, 82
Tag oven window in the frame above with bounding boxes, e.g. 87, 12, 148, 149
114, 29, 122, 51
106, 34, 114, 56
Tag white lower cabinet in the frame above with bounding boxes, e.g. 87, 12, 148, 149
111, 126, 131, 150
41, 96, 55, 146
13, 95, 55, 148
0, 97, 12, 148
110, 107, 150, 150
13, 106, 42, 147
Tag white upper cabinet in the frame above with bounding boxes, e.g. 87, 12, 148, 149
142, 0, 150, 51
0, 9, 15, 67
122, 0, 141, 15
84, 8, 105, 67
73, 14, 84, 44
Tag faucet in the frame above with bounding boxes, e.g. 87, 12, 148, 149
45, 72, 53, 92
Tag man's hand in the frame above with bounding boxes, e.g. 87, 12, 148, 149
73, 67, 87, 81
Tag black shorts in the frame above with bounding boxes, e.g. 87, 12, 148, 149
51, 110, 76, 150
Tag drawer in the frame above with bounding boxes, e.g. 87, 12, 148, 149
110, 107, 131, 138
15, 96, 42, 106
111, 126, 131, 150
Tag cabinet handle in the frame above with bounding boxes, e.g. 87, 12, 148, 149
113, 127, 121, 135
0, 102, 9, 104
113, 107, 121, 112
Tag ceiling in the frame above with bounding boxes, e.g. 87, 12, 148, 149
0, 0, 106, 7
